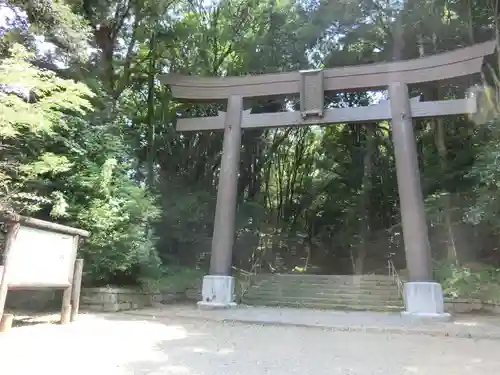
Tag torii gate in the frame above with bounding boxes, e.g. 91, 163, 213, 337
161, 41, 495, 318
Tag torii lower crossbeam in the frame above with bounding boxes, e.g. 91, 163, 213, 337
176, 97, 476, 132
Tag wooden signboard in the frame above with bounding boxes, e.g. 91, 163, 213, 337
7, 226, 76, 288
0, 214, 89, 332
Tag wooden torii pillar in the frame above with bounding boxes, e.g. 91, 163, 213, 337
161, 41, 495, 316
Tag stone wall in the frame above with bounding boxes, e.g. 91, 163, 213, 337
444, 298, 482, 313
5, 287, 173, 313
80, 288, 163, 312
483, 302, 500, 314
6, 289, 61, 311
7, 285, 500, 315
444, 298, 500, 313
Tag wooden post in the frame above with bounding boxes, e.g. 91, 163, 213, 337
0, 265, 7, 322
0, 264, 8, 332
0, 313, 13, 332
0, 222, 19, 323
389, 82, 432, 281
60, 235, 79, 324
60, 289, 72, 324
209, 95, 243, 276
70, 258, 84, 322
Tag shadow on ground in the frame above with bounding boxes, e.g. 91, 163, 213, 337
99, 312, 220, 375
5, 310, 60, 328
3, 306, 500, 375
99, 307, 500, 375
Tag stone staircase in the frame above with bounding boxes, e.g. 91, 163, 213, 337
241, 274, 403, 312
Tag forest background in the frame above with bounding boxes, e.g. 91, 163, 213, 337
2, 0, 500, 299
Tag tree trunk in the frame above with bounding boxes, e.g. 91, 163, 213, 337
354, 124, 376, 274
431, 30, 458, 263
433, 114, 458, 262
146, 29, 157, 189
418, 32, 458, 263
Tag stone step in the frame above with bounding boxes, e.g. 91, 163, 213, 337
186, 275, 402, 311
252, 279, 398, 286
243, 290, 402, 302
247, 281, 399, 290
250, 284, 399, 295
252, 279, 396, 287
241, 274, 402, 312
188, 289, 401, 301
186, 285, 399, 293
242, 296, 402, 308
242, 298, 401, 309
186, 290, 201, 300
253, 275, 396, 285
253, 274, 394, 281
244, 287, 401, 297
241, 298, 404, 312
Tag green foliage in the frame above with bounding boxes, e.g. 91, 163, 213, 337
0, 43, 93, 211
8, 0, 93, 60
4, 0, 500, 291
0, 45, 93, 137
73, 158, 161, 285
466, 118, 500, 228
1, 5, 161, 287
139, 266, 204, 293
435, 261, 500, 301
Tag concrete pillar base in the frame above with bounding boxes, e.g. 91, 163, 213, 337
197, 275, 237, 309
401, 282, 451, 321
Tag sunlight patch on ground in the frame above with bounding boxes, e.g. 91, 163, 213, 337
454, 320, 479, 327
148, 365, 192, 375
189, 346, 234, 355
0, 314, 189, 375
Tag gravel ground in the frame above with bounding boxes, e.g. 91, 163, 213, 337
127, 305, 500, 339
1, 312, 500, 375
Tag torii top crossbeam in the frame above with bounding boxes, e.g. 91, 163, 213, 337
160, 41, 495, 100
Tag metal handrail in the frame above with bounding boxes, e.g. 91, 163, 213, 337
387, 258, 404, 299
232, 266, 258, 302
